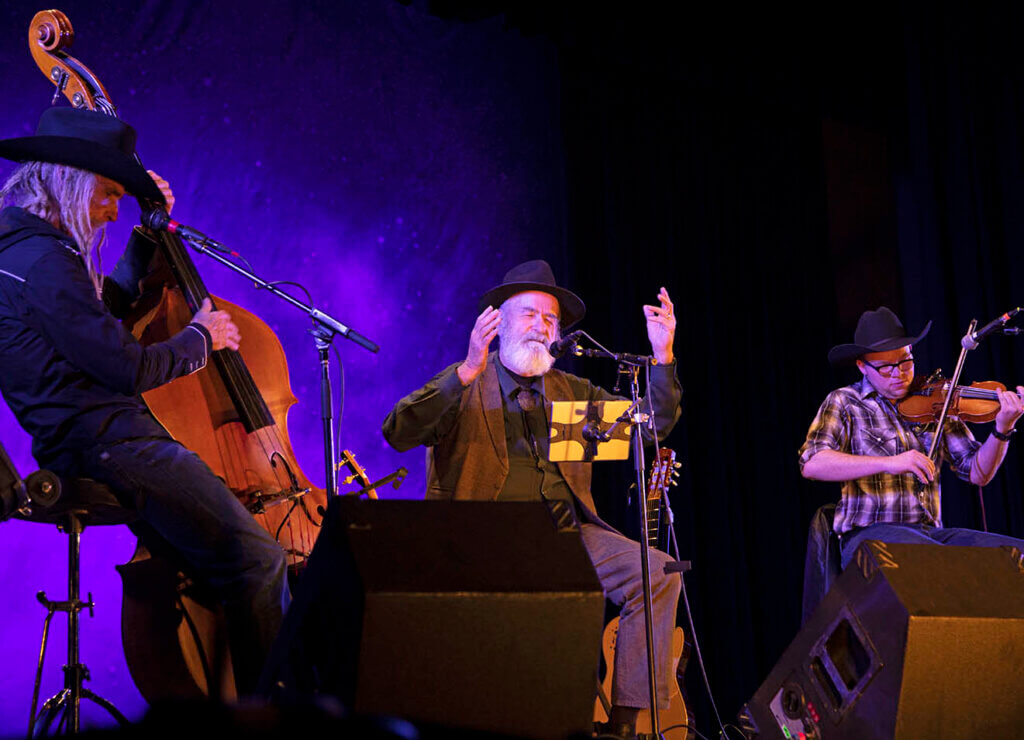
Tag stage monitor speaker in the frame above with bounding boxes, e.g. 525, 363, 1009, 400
738, 540, 1024, 740
262, 499, 605, 740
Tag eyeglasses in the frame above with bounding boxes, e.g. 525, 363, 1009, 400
863, 357, 914, 377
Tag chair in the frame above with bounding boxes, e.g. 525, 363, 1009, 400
800, 502, 842, 625
17, 476, 136, 735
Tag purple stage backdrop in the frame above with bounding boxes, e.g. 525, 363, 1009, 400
0, 1, 565, 731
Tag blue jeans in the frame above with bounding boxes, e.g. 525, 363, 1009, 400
580, 523, 681, 710
75, 438, 290, 695
840, 522, 1024, 569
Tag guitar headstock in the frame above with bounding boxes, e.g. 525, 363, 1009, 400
647, 448, 678, 502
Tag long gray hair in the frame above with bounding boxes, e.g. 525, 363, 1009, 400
0, 161, 105, 298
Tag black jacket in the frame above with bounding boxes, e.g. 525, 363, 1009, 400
0, 206, 210, 472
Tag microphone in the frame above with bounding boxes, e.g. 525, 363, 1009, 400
548, 330, 584, 358
962, 308, 1021, 350
141, 209, 213, 245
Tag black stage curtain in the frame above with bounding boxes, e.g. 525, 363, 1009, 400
538, 1, 1024, 732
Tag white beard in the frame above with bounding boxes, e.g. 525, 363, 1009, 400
499, 332, 556, 377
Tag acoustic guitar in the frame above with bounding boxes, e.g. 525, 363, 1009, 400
593, 448, 691, 739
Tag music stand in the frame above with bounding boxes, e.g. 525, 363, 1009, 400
549, 400, 632, 462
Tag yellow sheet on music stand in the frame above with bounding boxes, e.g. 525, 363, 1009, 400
548, 400, 632, 462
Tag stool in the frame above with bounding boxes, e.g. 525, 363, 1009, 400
17, 476, 136, 736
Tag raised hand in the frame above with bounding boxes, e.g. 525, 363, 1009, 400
457, 306, 501, 385
643, 287, 676, 364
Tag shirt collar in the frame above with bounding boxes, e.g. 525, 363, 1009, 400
854, 376, 876, 399
854, 376, 902, 410
495, 357, 546, 401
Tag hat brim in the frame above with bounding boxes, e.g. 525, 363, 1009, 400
827, 320, 932, 366
0, 135, 165, 204
479, 281, 586, 329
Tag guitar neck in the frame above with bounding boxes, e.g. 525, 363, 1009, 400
646, 497, 662, 548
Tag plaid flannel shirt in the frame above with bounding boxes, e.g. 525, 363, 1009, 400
799, 378, 980, 534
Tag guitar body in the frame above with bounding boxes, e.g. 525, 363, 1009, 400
594, 617, 691, 739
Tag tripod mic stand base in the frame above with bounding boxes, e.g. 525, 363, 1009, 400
33, 684, 129, 736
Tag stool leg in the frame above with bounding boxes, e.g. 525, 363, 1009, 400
67, 515, 82, 733
28, 603, 57, 738
34, 689, 70, 736
79, 688, 129, 725
28, 513, 129, 736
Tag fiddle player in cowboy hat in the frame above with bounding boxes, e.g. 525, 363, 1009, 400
383, 260, 683, 739
799, 306, 1024, 568
0, 106, 288, 694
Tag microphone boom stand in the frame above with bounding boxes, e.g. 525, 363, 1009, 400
570, 337, 666, 739
626, 361, 665, 740
173, 230, 379, 499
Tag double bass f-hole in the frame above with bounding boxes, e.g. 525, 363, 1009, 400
270, 450, 299, 491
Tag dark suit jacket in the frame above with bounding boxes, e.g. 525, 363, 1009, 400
383, 354, 682, 524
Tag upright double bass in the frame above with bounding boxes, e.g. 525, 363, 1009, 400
28, 10, 331, 700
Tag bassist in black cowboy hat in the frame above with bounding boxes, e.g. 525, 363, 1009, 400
0, 107, 289, 695
800, 306, 1024, 568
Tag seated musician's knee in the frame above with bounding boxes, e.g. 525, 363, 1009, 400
652, 552, 681, 600
210, 522, 287, 595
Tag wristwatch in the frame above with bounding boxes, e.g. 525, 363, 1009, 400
993, 427, 1017, 442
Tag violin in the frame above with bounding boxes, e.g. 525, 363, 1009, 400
898, 371, 1007, 424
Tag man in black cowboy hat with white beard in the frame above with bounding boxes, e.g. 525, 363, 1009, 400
800, 306, 1024, 568
383, 260, 683, 739
0, 107, 289, 695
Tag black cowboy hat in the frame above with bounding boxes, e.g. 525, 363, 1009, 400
827, 306, 931, 365
479, 259, 586, 329
0, 107, 164, 204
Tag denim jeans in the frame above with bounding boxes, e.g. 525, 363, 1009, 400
75, 437, 290, 696
580, 523, 681, 710
840, 522, 1024, 570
